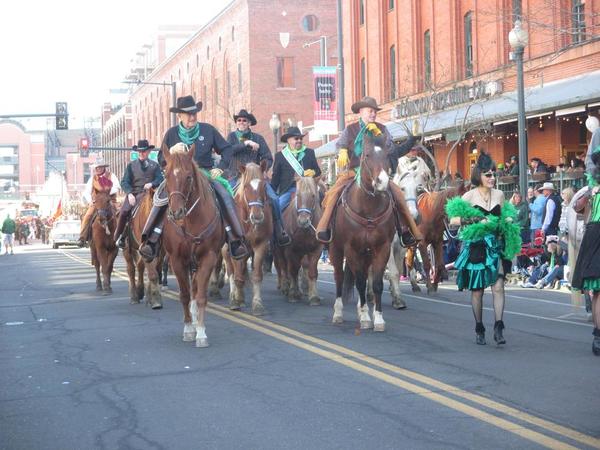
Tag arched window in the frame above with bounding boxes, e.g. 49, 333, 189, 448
464, 12, 473, 78
359, 0, 365, 25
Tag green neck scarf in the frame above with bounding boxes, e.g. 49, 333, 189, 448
235, 129, 252, 142
178, 122, 200, 145
353, 118, 378, 158
282, 145, 306, 177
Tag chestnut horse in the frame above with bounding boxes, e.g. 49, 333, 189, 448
224, 161, 272, 315
405, 182, 466, 293
162, 142, 225, 348
274, 176, 323, 305
330, 135, 396, 332
123, 191, 163, 309
90, 191, 118, 294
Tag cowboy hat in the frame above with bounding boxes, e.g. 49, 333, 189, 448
169, 95, 203, 114
280, 126, 306, 143
351, 96, 382, 114
132, 139, 155, 151
538, 182, 556, 192
233, 109, 257, 126
92, 158, 109, 169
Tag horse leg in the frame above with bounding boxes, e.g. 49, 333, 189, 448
389, 240, 407, 309
306, 250, 321, 306
208, 253, 222, 299
136, 259, 145, 301
172, 258, 194, 341
192, 251, 216, 348
287, 256, 302, 303
406, 246, 421, 292
330, 245, 345, 324
355, 270, 372, 330
145, 260, 163, 309
432, 241, 444, 292
91, 246, 102, 291
300, 256, 309, 295
99, 250, 112, 295
420, 244, 434, 294
372, 252, 389, 332
250, 243, 266, 315
124, 248, 139, 304
161, 256, 169, 288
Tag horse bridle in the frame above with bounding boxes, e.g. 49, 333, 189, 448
167, 175, 201, 219
294, 188, 318, 231
397, 170, 418, 211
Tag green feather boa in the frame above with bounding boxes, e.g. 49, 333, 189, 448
445, 197, 522, 259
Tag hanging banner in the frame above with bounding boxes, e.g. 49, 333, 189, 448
313, 66, 338, 136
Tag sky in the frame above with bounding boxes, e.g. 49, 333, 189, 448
0, 0, 230, 130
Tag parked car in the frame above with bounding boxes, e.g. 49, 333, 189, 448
49, 220, 81, 249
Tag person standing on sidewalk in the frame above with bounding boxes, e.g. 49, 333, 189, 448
1, 213, 16, 255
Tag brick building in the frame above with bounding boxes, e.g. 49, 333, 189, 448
101, 102, 133, 179
319, 0, 600, 180
128, 0, 337, 177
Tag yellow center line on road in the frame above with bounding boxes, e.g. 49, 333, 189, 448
61, 250, 599, 449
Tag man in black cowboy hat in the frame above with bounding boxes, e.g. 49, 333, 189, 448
315, 96, 422, 245
224, 109, 291, 246
113, 140, 163, 249
140, 95, 249, 261
271, 126, 321, 211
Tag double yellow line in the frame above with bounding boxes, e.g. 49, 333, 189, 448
62, 250, 600, 449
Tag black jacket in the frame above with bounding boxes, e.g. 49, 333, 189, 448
224, 130, 273, 178
121, 159, 163, 195
271, 148, 321, 195
158, 124, 231, 170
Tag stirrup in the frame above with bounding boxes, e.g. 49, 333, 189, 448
316, 229, 332, 244
229, 240, 249, 260
117, 236, 127, 249
399, 231, 417, 248
277, 230, 292, 247
139, 242, 157, 262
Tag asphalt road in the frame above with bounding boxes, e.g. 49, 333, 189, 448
1, 243, 599, 450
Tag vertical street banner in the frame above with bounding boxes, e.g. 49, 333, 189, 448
313, 66, 338, 136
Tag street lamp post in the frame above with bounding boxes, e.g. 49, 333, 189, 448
509, 20, 529, 198
269, 113, 281, 154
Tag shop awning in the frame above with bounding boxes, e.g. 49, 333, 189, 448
315, 70, 600, 158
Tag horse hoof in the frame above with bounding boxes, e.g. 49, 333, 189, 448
151, 303, 163, 310
195, 338, 209, 348
102, 289, 112, 296
252, 303, 265, 316
130, 298, 141, 304
392, 300, 407, 310
183, 331, 196, 342
374, 323, 385, 332
309, 296, 321, 306
288, 296, 298, 303
229, 303, 241, 311
96, 286, 103, 292
411, 286, 421, 293
332, 315, 344, 324
360, 320, 373, 330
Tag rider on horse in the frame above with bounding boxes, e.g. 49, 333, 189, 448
315, 96, 422, 245
139, 95, 249, 261
224, 109, 291, 246
270, 126, 321, 213
78, 159, 120, 246
113, 140, 164, 249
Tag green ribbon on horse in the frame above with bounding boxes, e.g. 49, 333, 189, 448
353, 119, 383, 183
200, 169, 234, 196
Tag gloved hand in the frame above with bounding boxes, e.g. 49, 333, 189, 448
337, 148, 349, 169
210, 168, 223, 179
366, 122, 382, 136
127, 193, 136, 206
143, 182, 153, 190
303, 169, 316, 177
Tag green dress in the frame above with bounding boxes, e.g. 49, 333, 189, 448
573, 193, 600, 291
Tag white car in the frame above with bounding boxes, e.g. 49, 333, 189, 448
49, 220, 81, 249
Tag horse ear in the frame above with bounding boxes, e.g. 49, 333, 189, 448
188, 143, 196, 160
239, 165, 246, 175
161, 142, 170, 161
260, 159, 268, 173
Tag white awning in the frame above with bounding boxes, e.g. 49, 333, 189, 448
493, 118, 517, 126
555, 105, 586, 116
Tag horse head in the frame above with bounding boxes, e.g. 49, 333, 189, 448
163, 142, 197, 222
360, 134, 391, 194
294, 176, 319, 229
393, 170, 420, 221
239, 161, 267, 226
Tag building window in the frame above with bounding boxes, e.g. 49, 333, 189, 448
389, 45, 396, 100
238, 63, 242, 93
360, 57, 366, 97
302, 15, 319, 32
219, 37, 222, 51
232, 26, 235, 41
464, 12, 473, 78
388, 0, 394, 10
424, 30, 431, 87
359, 0, 365, 25
187, 62, 190, 73
572, 0, 586, 44
276, 57, 294, 88
203, 85, 207, 108
227, 70, 231, 98
196, 54, 199, 67
206, 46, 210, 59
214, 79, 219, 105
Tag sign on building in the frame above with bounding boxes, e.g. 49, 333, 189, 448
130, 151, 159, 162
313, 66, 338, 136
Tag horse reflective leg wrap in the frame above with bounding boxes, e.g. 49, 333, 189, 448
212, 180, 249, 260
78, 205, 95, 246
267, 182, 291, 246
315, 172, 355, 243
114, 199, 134, 249
139, 204, 166, 261
389, 182, 423, 246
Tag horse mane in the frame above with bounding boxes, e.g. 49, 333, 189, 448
296, 176, 320, 213
166, 149, 211, 194
240, 163, 263, 187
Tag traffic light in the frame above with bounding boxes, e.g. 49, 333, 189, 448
79, 138, 89, 157
55, 102, 68, 130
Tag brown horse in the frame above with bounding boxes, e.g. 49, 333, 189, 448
330, 135, 396, 332
405, 182, 466, 293
122, 191, 163, 309
224, 161, 272, 315
90, 191, 118, 294
274, 176, 323, 305
161, 142, 225, 347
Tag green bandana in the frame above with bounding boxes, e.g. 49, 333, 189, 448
353, 119, 379, 158
282, 145, 306, 177
178, 122, 200, 145
235, 130, 253, 142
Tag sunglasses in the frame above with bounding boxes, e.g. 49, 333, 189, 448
483, 171, 496, 178
236, 118, 248, 123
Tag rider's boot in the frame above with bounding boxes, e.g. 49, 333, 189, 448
114, 209, 130, 249
78, 206, 95, 247
389, 182, 423, 246
213, 182, 249, 260
139, 205, 166, 261
274, 218, 291, 246
315, 174, 352, 244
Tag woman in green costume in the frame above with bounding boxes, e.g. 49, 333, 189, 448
572, 145, 600, 356
446, 153, 521, 346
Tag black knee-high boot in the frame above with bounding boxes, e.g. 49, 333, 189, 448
139, 204, 167, 261
212, 181, 249, 260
